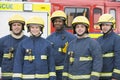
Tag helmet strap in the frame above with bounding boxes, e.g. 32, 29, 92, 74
102, 26, 113, 35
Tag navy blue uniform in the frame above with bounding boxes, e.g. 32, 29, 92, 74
46, 30, 75, 80
97, 31, 120, 80
0, 35, 27, 80
63, 37, 102, 80
13, 36, 56, 80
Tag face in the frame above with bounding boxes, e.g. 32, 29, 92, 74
75, 24, 86, 36
29, 24, 41, 36
100, 23, 112, 33
53, 18, 64, 31
11, 22, 23, 35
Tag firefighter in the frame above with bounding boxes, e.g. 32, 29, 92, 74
97, 14, 120, 80
62, 16, 103, 80
12, 16, 56, 80
0, 14, 27, 80
46, 10, 75, 80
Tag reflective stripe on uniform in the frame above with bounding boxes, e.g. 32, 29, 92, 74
35, 74, 49, 78
62, 72, 90, 79
3, 53, 13, 58
62, 72, 68, 77
79, 56, 92, 61
100, 72, 112, 77
91, 71, 100, 77
49, 72, 56, 76
41, 55, 47, 59
13, 73, 22, 77
23, 74, 35, 79
103, 53, 114, 57
24, 56, 35, 60
68, 74, 90, 79
113, 69, 120, 74
13, 73, 56, 79
2, 72, 13, 77
55, 66, 64, 70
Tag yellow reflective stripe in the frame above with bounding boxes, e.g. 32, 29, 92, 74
23, 75, 35, 79
24, 56, 35, 60
3, 53, 13, 58
2, 72, 12, 77
41, 55, 47, 59
49, 72, 56, 76
68, 74, 90, 79
103, 53, 114, 57
113, 69, 120, 74
13, 73, 22, 77
55, 66, 64, 70
91, 72, 100, 77
13, 73, 54, 78
62, 72, 68, 77
35, 74, 49, 78
79, 57, 92, 61
100, 72, 112, 77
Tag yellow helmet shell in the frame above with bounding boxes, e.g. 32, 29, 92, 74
27, 16, 44, 27
72, 16, 90, 27
8, 14, 25, 25
98, 14, 115, 24
51, 10, 67, 21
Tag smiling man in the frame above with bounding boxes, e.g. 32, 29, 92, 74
46, 10, 75, 80
0, 14, 27, 80
97, 14, 120, 80
63, 16, 102, 80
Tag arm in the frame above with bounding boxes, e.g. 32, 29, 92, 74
0, 38, 4, 67
47, 45, 56, 80
62, 46, 70, 80
90, 40, 103, 80
12, 42, 24, 80
112, 36, 120, 79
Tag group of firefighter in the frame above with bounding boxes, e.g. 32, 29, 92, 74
0, 10, 120, 80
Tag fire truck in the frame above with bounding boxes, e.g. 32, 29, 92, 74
0, 0, 120, 38
29, 0, 120, 38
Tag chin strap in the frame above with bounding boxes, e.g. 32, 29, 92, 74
103, 26, 113, 35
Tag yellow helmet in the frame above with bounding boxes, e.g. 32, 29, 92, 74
72, 16, 90, 27
27, 16, 44, 27
8, 14, 25, 25
51, 10, 67, 21
98, 14, 115, 24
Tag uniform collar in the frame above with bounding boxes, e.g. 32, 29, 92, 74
10, 31, 24, 39
55, 30, 66, 34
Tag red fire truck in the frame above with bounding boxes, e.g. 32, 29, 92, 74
29, 0, 120, 38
